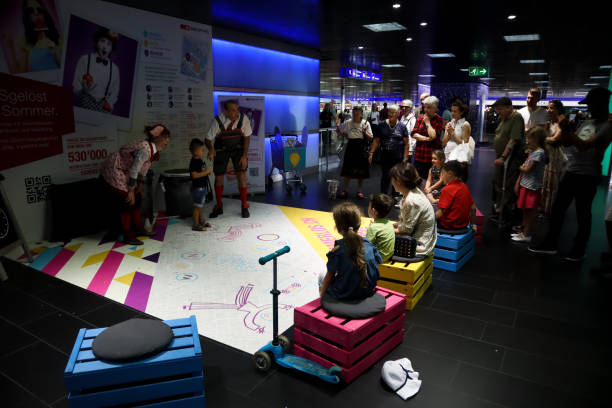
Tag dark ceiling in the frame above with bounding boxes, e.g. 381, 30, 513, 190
319, 0, 612, 100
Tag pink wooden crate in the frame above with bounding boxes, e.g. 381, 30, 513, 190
294, 313, 405, 366
475, 208, 484, 226
295, 329, 404, 383
293, 287, 406, 350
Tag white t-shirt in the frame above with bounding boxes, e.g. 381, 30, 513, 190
400, 112, 417, 152
206, 113, 253, 141
340, 119, 372, 139
370, 111, 380, 125
518, 106, 548, 130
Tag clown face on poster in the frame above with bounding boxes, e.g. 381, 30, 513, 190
216, 95, 265, 194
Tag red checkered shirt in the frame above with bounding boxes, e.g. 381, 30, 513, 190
411, 114, 443, 163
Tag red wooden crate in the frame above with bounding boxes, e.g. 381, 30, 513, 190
294, 329, 404, 383
293, 287, 406, 350
475, 208, 484, 226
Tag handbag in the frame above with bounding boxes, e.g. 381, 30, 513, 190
448, 141, 471, 163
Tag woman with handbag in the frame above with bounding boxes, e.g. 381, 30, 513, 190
541, 100, 568, 215
337, 106, 373, 199
443, 101, 474, 163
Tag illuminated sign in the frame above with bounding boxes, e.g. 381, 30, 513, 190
340, 68, 381, 82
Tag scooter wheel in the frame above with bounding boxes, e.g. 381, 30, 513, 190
277, 335, 291, 353
254, 351, 272, 372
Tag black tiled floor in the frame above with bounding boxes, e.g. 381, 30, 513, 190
0, 147, 610, 407
23, 311, 93, 355
0, 342, 68, 404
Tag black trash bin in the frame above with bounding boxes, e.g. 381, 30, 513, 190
160, 169, 192, 217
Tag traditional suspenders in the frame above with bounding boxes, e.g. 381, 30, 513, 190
86, 53, 113, 100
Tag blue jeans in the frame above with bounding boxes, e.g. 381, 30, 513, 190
191, 186, 208, 208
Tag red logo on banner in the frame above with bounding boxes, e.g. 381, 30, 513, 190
0, 73, 75, 171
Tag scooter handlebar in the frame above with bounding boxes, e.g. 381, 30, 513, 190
259, 246, 290, 265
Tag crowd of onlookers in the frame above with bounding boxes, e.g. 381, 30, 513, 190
319, 86, 612, 275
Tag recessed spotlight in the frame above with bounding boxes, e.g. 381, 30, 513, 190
388, 79, 403, 82
418, 74, 436, 77
481, 77, 495, 81
363, 22, 407, 32
405, 37, 412, 42
358, 46, 364, 50
584, 83, 599, 86
319, 81, 327, 83
599, 65, 611, 69
508, 91, 521, 94
504, 34, 540, 42
420, 22, 428, 27
507, 15, 517, 20
427, 53, 456, 58
589, 75, 609, 79
520, 59, 545, 64
330, 76, 341, 79
381, 64, 405, 68
392, 3, 401, 8
459, 68, 469, 72
528, 72, 548, 76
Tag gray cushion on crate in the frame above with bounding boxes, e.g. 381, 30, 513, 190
321, 292, 386, 319
92, 318, 173, 362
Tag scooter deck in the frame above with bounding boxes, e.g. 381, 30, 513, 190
277, 354, 340, 382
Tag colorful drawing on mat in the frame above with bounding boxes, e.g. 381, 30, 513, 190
257, 233, 279, 241
211, 254, 252, 273
184, 284, 292, 334
217, 223, 261, 242
176, 272, 198, 281
181, 250, 205, 260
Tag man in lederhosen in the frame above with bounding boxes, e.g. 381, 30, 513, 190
205, 99, 252, 218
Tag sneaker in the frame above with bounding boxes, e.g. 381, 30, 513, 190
241, 207, 250, 218
121, 233, 143, 246
192, 224, 204, 231
511, 233, 531, 243
209, 206, 223, 218
132, 226, 156, 237
528, 243, 557, 254
564, 252, 586, 262
200, 222, 211, 229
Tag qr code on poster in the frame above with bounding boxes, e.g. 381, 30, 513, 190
25, 176, 51, 204
249, 168, 259, 177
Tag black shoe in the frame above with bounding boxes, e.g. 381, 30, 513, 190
209, 206, 223, 218
242, 207, 250, 218
121, 233, 143, 246
528, 243, 557, 255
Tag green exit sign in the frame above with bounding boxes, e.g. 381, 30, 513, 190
469, 66, 489, 77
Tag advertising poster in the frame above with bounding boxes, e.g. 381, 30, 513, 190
0, 0, 213, 242
217, 95, 266, 194
0, 0, 63, 82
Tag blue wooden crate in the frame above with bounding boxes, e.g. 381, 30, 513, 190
435, 230, 473, 250
435, 237, 475, 261
434, 247, 474, 272
64, 316, 204, 408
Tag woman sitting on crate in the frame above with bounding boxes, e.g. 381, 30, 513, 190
390, 162, 437, 260
336, 106, 373, 199
100, 124, 170, 245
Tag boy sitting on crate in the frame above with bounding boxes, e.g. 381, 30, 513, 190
435, 161, 476, 231
205, 99, 253, 218
366, 193, 396, 262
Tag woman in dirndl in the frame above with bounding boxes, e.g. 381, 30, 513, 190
337, 106, 373, 199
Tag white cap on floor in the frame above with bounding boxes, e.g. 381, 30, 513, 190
381, 358, 422, 400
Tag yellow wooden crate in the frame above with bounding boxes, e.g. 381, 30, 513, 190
377, 262, 433, 298
378, 256, 433, 284
406, 272, 432, 310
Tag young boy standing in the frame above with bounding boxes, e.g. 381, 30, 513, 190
436, 160, 476, 230
366, 193, 396, 262
189, 138, 212, 231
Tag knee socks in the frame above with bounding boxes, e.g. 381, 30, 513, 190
131, 208, 141, 228
215, 185, 224, 208
120, 213, 131, 232
239, 187, 249, 208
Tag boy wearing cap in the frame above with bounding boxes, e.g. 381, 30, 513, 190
72, 27, 120, 113
530, 88, 612, 261
491, 97, 525, 227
